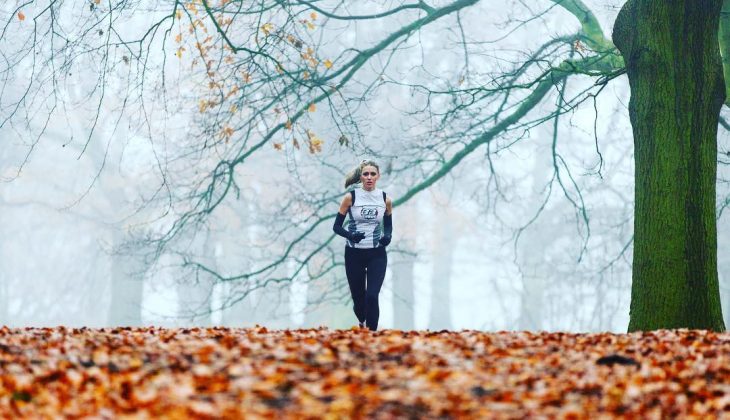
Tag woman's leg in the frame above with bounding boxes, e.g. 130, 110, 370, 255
344, 247, 367, 324
364, 248, 388, 331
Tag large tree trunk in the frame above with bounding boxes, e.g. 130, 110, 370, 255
613, 0, 726, 331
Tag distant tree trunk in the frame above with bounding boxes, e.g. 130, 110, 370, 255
304, 267, 351, 329
297, 229, 349, 328
388, 198, 420, 330
517, 144, 551, 331
0, 251, 7, 325
219, 205, 258, 327
177, 230, 216, 325
101, 122, 145, 327
518, 265, 544, 331
391, 252, 415, 330
221, 287, 257, 327
220, 243, 257, 327
0, 284, 6, 325
0, 202, 7, 325
428, 211, 455, 330
248, 231, 292, 329
613, 0, 726, 331
107, 233, 145, 327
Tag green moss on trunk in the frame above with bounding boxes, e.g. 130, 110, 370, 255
613, 0, 726, 331
719, 0, 730, 104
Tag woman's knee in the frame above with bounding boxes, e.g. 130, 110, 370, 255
365, 292, 379, 303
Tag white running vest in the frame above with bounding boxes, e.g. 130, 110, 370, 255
346, 187, 386, 249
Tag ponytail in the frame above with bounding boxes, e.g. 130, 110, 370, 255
344, 165, 362, 189
343, 159, 381, 189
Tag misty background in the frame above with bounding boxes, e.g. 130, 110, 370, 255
2, 0, 730, 332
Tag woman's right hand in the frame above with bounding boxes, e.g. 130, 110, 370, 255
349, 231, 366, 243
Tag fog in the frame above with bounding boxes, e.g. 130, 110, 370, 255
2, 0, 730, 332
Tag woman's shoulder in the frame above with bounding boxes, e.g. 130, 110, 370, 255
341, 190, 354, 204
375, 188, 389, 204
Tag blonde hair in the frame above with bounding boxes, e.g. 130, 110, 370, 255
344, 160, 380, 189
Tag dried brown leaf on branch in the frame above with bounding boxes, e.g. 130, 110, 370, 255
1, 327, 730, 418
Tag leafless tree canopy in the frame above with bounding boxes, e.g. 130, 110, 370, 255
0, 1, 651, 323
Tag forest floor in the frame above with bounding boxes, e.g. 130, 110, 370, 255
0, 326, 729, 418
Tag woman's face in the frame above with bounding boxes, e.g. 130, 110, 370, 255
360, 165, 380, 191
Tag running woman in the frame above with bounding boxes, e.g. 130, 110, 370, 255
332, 160, 393, 331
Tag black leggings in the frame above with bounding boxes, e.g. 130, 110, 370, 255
345, 246, 387, 331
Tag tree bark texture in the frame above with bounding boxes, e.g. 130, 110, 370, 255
719, 0, 730, 103
613, 0, 726, 331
